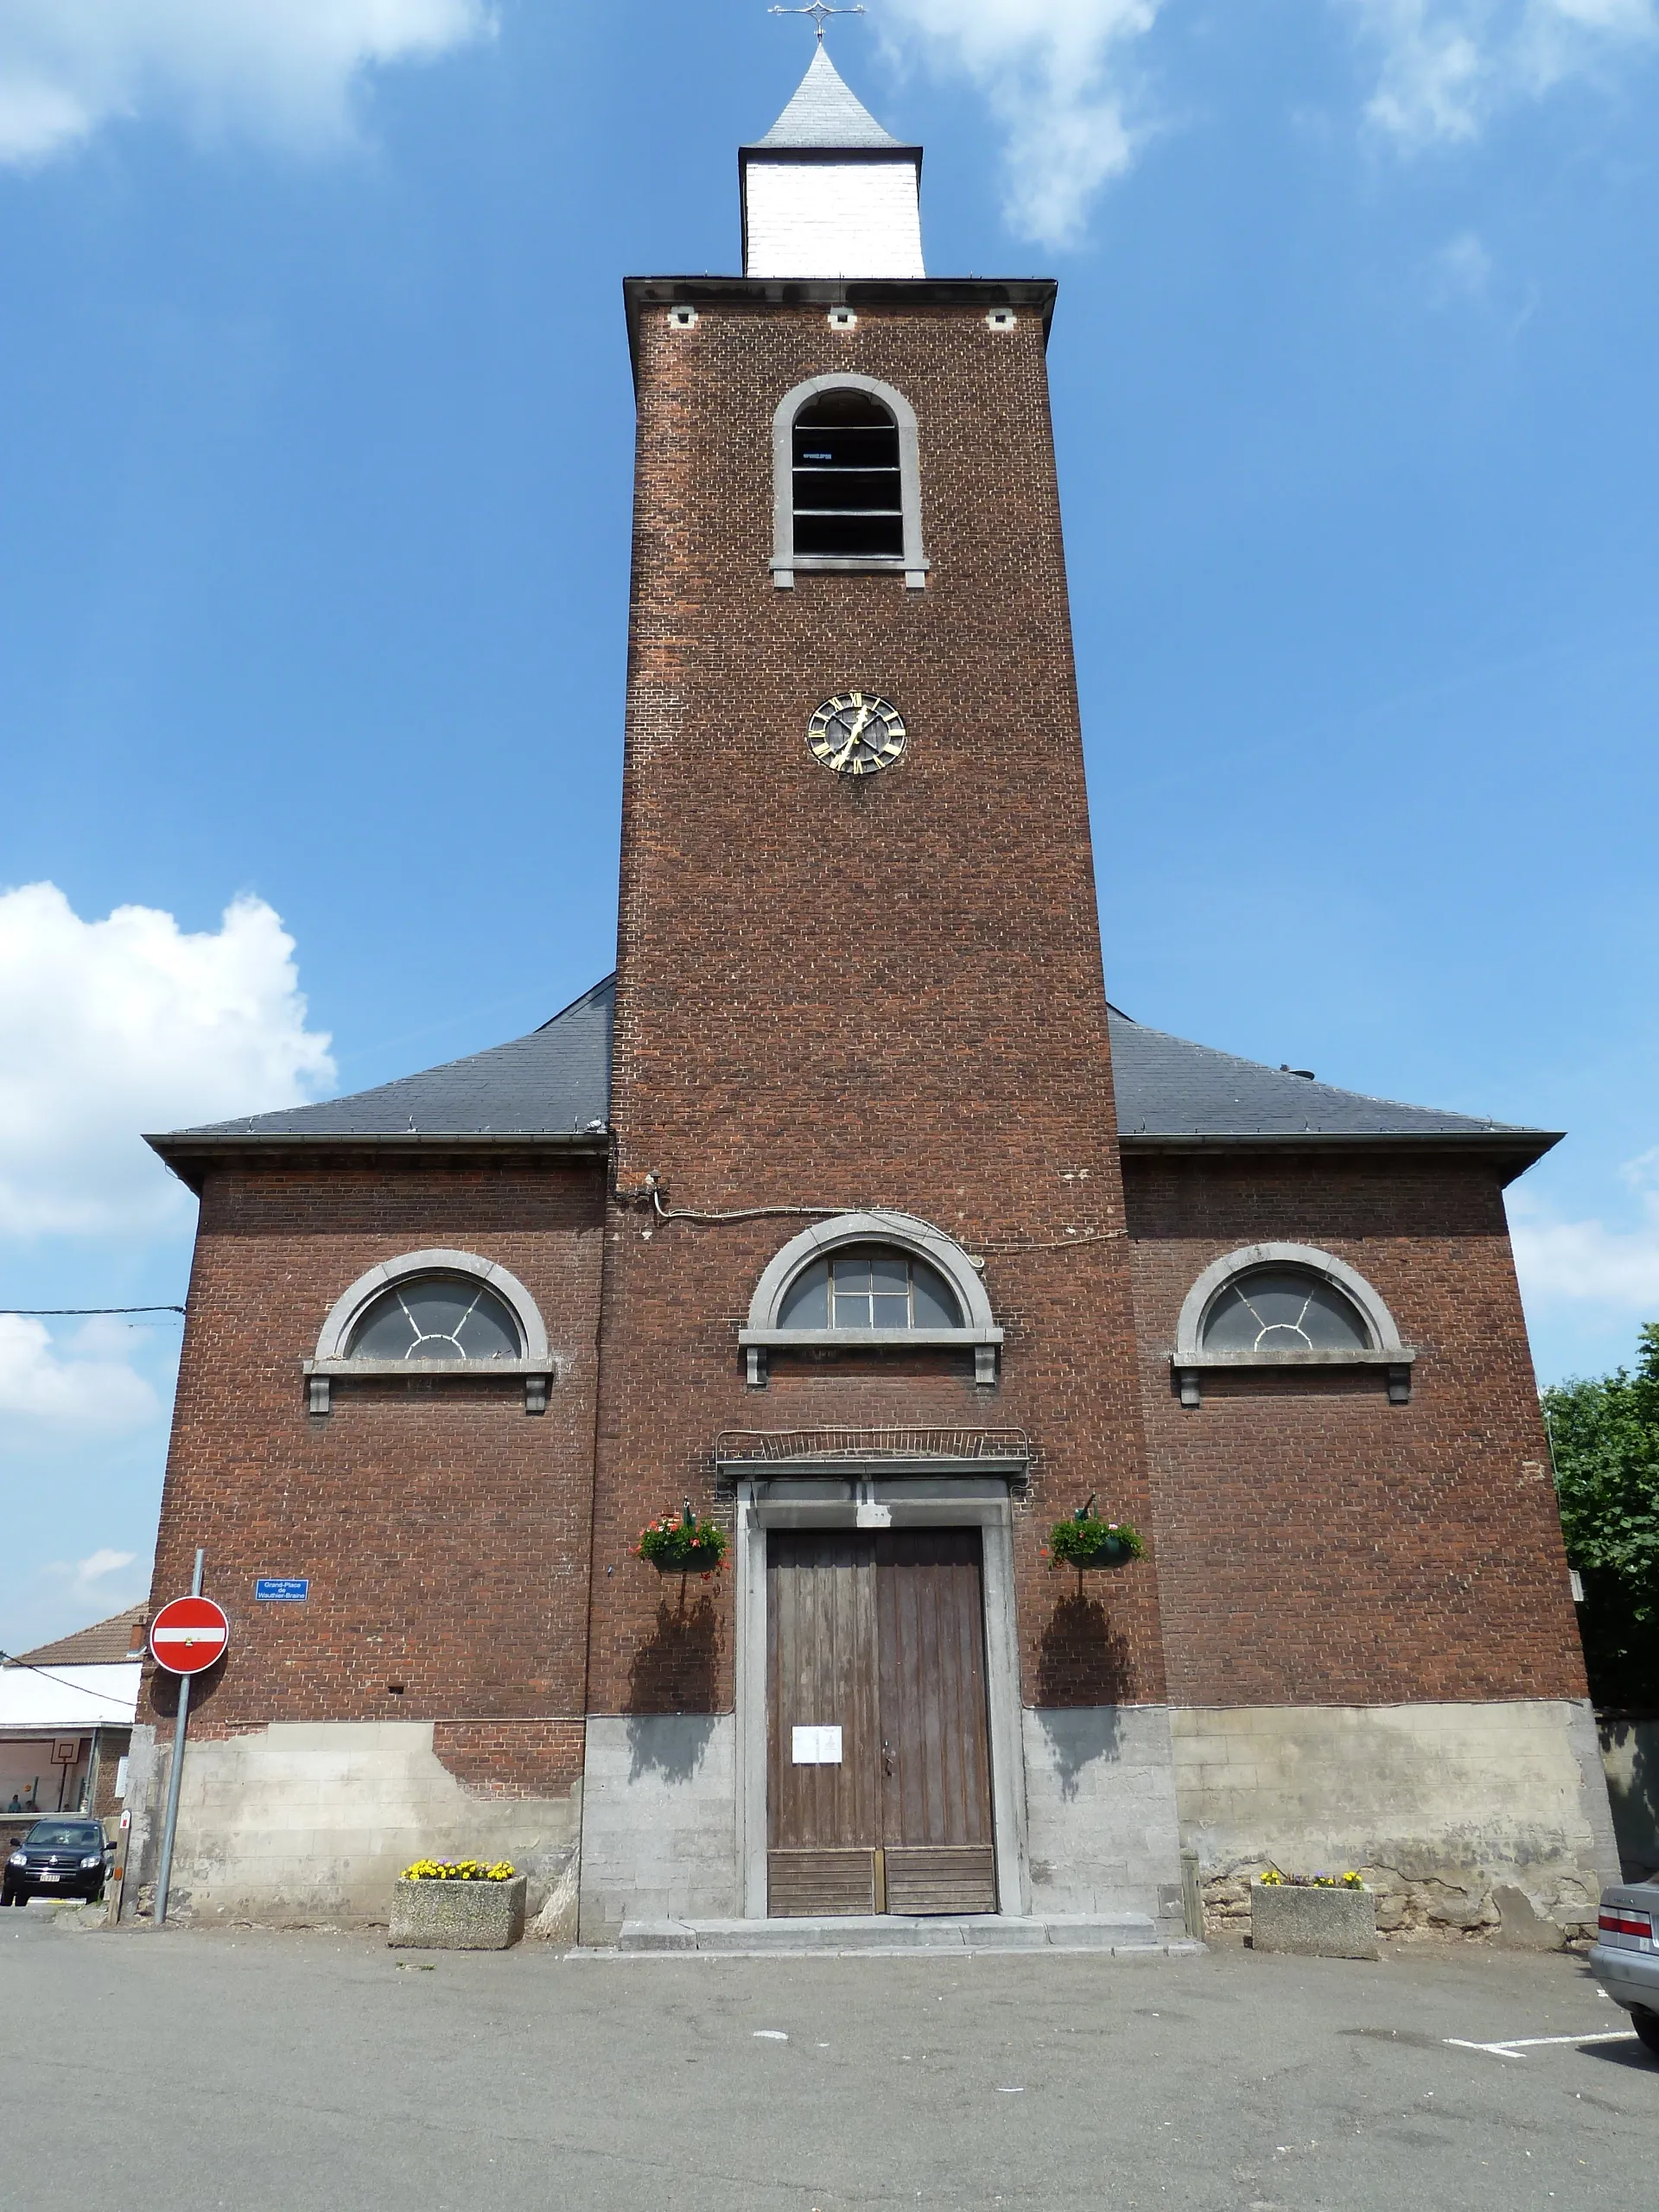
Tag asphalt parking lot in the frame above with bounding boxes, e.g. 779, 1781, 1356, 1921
2, 1906, 1653, 2210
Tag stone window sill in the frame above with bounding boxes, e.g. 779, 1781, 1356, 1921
738, 1325, 1002, 1389
301, 1357, 553, 1416
1170, 1347, 1415, 1409
771, 556, 929, 589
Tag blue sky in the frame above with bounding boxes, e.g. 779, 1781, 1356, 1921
3, 0, 1658, 1648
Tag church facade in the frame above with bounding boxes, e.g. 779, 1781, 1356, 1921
124, 48, 1618, 1945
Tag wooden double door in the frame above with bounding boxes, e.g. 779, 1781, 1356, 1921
766, 1527, 998, 1916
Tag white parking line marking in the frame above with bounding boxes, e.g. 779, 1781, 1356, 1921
1444, 2031, 1637, 2059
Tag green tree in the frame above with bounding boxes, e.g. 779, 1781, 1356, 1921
1544, 1322, 1659, 1708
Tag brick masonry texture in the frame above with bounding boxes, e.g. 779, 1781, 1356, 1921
429, 1721, 586, 1800
1124, 1151, 1586, 1708
593, 297, 1165, 1718
142, 1154, 606, 1793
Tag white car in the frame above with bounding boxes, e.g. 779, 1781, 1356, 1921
1588, 1879, 1659, 2059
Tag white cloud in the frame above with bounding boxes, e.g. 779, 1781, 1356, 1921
883, 0, 1166, 248
75, 1547, 137, 1584
34, 1541, 152, 1620
1510, 1148, 1659, 1311
1426, 226, 1494, 297
0, 0, 491, 167
0, 1315, 158, 1438
0, 883, 334, 1238
1342, 0, 1659, 148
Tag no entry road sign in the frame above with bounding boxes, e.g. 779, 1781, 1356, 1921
149, 1595, 230, 1675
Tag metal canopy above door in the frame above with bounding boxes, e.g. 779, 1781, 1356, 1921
766, 1526, 997, 1916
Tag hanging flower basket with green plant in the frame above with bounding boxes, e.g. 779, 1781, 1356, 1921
633, 1504, 728, 1576
1044, 1497, 1145, 1568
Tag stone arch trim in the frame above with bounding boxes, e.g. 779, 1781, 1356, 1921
770, 372, 928, 589
739, 1210, 1001, 1386
304, 1247, 553, 1415
1171, 1241, 1414, 1409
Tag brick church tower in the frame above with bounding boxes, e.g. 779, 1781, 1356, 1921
127, 41, 1615, 1946
581, 41, 1179, 1935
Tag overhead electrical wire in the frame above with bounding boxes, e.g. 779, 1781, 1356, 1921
0, 1306, 186, 1317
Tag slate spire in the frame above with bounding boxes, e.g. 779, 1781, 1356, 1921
753, 42, 905, 150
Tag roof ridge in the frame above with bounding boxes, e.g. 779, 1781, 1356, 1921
536, 971, 617, 1033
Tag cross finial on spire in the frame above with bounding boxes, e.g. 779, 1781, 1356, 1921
768, 2, 865, 44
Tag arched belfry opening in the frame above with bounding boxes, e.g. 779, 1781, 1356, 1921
791, 389, 903, 560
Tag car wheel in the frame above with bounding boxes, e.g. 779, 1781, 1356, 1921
1632, 2009, 1659, 2060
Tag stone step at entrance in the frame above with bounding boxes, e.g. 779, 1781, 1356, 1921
613, 1913, 1199, 1957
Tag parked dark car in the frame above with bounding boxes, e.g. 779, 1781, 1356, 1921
2, 1818, 111, 1905
1589, 1878, 1659, 2059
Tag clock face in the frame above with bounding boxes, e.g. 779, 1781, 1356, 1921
806, 691, 907, 778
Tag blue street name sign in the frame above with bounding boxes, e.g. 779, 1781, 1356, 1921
254, 1578, 310, 1601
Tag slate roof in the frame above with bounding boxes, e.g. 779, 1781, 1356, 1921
749, 44, 909, 150
152, 972, 1555, 1174
1106, 1008, 1550, 1148
155, 976, 613, 1147
6, 1607, 148, 1669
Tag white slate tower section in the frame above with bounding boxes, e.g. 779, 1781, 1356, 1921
741, 45, 925, 279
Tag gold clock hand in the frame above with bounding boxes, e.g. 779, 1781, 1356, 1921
829, 701, 874, 771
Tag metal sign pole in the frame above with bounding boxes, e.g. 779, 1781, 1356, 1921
153, 1548, 204, 1928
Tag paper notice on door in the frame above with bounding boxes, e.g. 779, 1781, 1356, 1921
855, 1500, 892, 1528
791, 1726, 843, 1765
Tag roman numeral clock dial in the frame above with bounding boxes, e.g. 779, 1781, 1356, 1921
807, 691, 907, 777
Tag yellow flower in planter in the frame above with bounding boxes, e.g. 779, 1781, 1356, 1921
401, 1858, 518, 1881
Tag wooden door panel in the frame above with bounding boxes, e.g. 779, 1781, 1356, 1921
768, 1848, 877, 1916
766, 1530, 878, 1853
886, 1847, 997, 1916
876, 1529, 996, 1872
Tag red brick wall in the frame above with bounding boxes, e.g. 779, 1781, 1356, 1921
92, 1730, 131, 1819
1124, 1149, 1586, 1707
143, 1154, 607, 1777
430, 1720, 587, 1799
593, 294, 1163, 1713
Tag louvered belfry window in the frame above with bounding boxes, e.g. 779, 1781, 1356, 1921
791, 389, 904, 558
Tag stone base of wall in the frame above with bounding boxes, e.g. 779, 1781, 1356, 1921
1599, 1714, 1659, 1881
122, 1720, 580, 1927
578, 1713, 737, 1945
1175, 1698, 1620, 1948
1021, 1706, 1186, 1934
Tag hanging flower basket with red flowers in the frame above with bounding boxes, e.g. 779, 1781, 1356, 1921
1044, 1497, 1145, 1568
633, 1504, 728, 1576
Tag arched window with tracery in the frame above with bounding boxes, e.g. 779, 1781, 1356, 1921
771, 374, 927, 589
1172, 1243, 1415, 1408
1198, 1268, 1371, 1356
346, 1275, 524, 1362
305, 1248, 553, 1415
741, 1212, 999, 1386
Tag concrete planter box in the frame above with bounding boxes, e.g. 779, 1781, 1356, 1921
1249, 1881, 1378, 1961
390, 1876, 527, 1950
